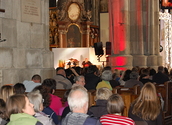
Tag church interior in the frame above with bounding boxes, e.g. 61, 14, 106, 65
0, 0, 172, 124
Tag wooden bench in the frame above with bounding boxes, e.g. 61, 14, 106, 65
113, 85, 140, 116
156, 82, 172, 124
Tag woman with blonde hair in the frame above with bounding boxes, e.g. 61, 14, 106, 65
0, 85, 14, 102
128, 82, 163, 125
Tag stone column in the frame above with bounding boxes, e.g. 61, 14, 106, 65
108, 0, 133, 70
147, 0, 162, 69
130, 0, 147, 68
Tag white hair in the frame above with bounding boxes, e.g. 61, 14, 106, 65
68, 85, 88, 111
27, 90, 42, 112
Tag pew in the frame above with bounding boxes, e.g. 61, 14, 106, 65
113, 85, 139, 116
156, 82, 172, 124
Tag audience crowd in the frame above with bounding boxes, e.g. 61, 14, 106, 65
0, 65, 170, 125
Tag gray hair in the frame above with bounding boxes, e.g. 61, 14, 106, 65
130, 71, 139, 79
27, 90, 42, 112
68, 84, 88, 111
74, 75, 84, 82
96, 87, 112, 100
101, 70, 112, 81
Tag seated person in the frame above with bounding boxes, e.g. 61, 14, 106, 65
6, 94, 43, 125
33, 85, 59, 125
0, 85, 14, 102
0, 99, 8, 125
88, 87, 112, 118
124, 71, 143, 88
109, 73, 120, 88
42, 78, 62, 116
139, 68, 154, 84
61, 85, 101, 125
13, 83, 26, 94
100, 94, 135, 125
73, 75, 86, 86
96, 70, 113, 90
23, 74, 41, 92
27, 90, 55, 125
53, 67, 72, 89
128, 82, 163, 125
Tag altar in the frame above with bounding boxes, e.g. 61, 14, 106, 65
52, 47, 107, 69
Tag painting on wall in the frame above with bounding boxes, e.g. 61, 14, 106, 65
100, 0, 108, 13
67, 25, 81, 47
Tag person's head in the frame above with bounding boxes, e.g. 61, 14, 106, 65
6, 94, 35, 118
102, 66, 111, 72
137, 82, 158, 104
0, 85, 14, 102
101, 70, 112, 81
32, 85, 50, 107
149, 68, 156, 76
32, 74, 41, 83
122, 69, 132, 81
56, 67, 66, 77
27, 90, 43, 112
158, 66, 164, 73
107, 94, 124, 114
96, 87, 112, 100
13, 83, 26, 94
61, 89, 71, 102
74, 76, 85, 86
132, 82, 160, 121
87, 65, 98, 74
68, 85, 88, 113
130, 71, 139, 79
42, 78, 56, 94
0, 99, 7, 119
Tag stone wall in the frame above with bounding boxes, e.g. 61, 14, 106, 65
0, 0, 55, 86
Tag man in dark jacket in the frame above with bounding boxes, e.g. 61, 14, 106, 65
152, 66, 169, 84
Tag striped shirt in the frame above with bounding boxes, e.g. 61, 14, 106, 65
100, 114, 135, 125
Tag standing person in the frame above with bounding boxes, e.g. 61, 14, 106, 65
53, 67, 72, 89
100, 94, 135, 125
6, 94, 43, 125
23, 74, 42, 92
128, 82, 163, 125
61, 85, 101, 125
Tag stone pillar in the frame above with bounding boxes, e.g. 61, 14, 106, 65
0, 0, 55, 86
147, 0, 162, 69
108, 0, 133, 70
130, 0, 147, 67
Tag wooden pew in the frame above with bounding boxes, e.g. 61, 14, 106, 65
113, 85, 139, 116
54, 89, 68, 99
156, 82, 172, 124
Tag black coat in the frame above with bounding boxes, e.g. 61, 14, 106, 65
87, 100, 108, 118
